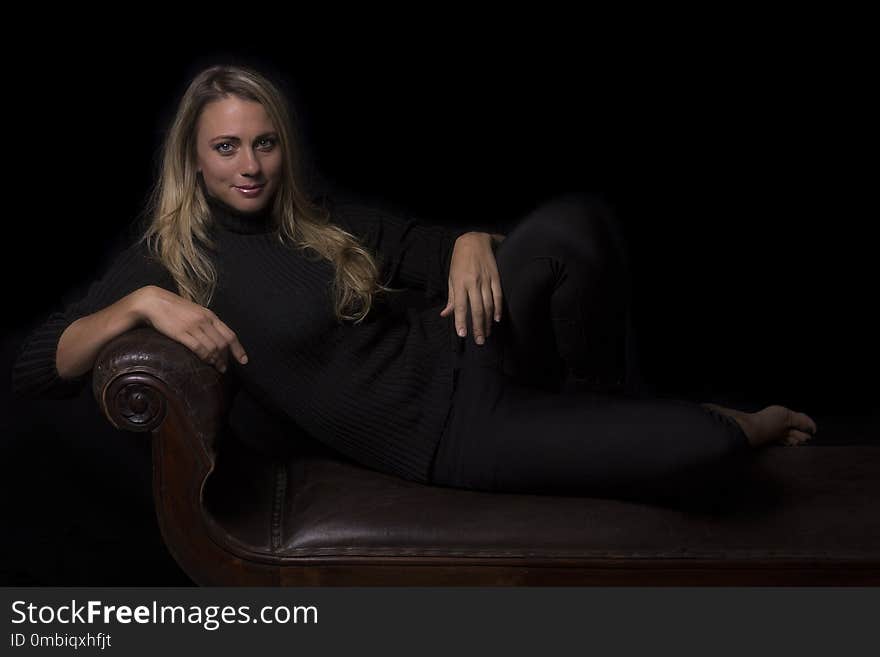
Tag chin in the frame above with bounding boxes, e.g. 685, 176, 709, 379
225, 191, 273, 214
233, 199, 269, 213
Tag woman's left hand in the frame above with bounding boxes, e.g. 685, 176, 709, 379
440, 231, 506, 345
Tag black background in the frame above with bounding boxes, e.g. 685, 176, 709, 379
2, 23, 876, 584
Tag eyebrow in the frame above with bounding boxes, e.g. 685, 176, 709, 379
209, 132, 278, 143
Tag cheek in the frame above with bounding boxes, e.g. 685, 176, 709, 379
200, 157, 230, 181
265, 153, 283, 178
200, 163, 239, 196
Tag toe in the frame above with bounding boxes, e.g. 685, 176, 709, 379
783, 429, 813, 446
773, 405, 818, 436
791, 411, 819, 435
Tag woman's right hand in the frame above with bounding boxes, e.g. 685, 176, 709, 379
133, 286, 248, 373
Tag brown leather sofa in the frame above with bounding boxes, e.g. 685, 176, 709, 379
92, 327, 880, 585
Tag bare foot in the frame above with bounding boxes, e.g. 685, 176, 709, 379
701, 403, 819, 448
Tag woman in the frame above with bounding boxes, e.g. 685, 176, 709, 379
12, 65, 817, 507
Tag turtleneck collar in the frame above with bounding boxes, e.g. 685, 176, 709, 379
205, 193, 275, 235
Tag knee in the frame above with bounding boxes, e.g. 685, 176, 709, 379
505, 192, 622, 269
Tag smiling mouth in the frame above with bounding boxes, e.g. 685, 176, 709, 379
235, 184, 264, 190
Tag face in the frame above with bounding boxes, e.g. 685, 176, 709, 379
195, 95, 283, 213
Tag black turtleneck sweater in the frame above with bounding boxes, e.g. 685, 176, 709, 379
12, 195, 469, 483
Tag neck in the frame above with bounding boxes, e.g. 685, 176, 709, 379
205, 193, 275, 235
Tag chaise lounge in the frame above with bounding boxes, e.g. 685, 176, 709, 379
91, 326, 880, 585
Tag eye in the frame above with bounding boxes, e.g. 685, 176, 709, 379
214, 142, 235, 155
257, 136, 277, 150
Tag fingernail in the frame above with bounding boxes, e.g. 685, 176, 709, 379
476, 336, 484, 345
241, 355, 248, 364
219, 365, 227, 373
495, 316, 501, 322
458, 328, 466, 337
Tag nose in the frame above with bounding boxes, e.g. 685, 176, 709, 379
240, 147, 261, 177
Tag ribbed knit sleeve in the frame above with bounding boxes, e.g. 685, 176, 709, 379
329, 199, 468, 302
11, 240, 178, 400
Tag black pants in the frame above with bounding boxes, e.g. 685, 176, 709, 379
430, 193, 752, 507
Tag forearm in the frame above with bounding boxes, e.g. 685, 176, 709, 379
56, 288, 148, 379
456, 231, 506, 257
457, 231, 505, 245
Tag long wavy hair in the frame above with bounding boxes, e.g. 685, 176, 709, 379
139, 64, 395, 323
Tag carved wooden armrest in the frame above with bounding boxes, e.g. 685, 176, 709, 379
90, 327, 255, 584
91, 326, 228, 453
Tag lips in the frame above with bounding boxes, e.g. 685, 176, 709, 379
235, 184, 264, 190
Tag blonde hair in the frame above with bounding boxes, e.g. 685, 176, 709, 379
139, 64, 395, 323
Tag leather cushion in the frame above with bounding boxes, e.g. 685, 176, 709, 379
204, 444, 880, 561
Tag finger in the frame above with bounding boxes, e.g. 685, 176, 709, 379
454, 283, 468, 338
468, 284, 486, 344
178, 331, 209, 361
491, 276, 503, 323
481, 282, 494, 338
439, 286, 454, 318
193, 325, 226, 371
212, 318, 248, 365
199, 321, 230, 370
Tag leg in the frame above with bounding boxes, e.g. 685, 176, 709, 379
493, 192, 643, 395
431, 360, 754, 508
